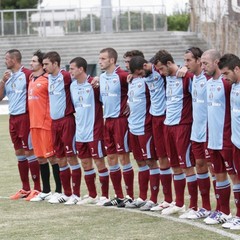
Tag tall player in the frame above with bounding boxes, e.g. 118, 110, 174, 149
201, 49, 239, 225
0, 49, 41, 200
98, 47, 134, 206
43, 51, 81, 204
28, 50, 62, 202
183, 47, 212, 219
217, 53, 240, 230
152, 50, 198, 217
69, 57, 109, 205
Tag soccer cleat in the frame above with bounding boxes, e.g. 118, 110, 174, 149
96, 196, 110, 206
125, 197, 146, 208
48, 193, 70, 204
77, 195, 98, 205
140, 200, 158, 211
230, 217, 240, 230
30, 192, 52, 202
103, 197, 124, 207
222, 218, 235, 229
187, 208, 211, 219
117, 195, 133, 208
203, 211, 218, 223
10, 189, 31, 200
179, 208, 197, 219
25, 190, 40, 201
161, 203, 185, 215
205, 211, 232, 225
64, 194, 81, 205
150, 201, 171, 212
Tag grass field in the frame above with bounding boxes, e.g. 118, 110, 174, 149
0, 114, 240, 240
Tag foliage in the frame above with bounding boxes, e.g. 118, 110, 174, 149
167, 12, 190, 31
0, 0, 41, 9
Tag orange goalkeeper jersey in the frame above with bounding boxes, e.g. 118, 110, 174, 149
28, 73, 52, 130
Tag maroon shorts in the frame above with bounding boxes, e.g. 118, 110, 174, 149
191, 141, 210, 161
51, 114, 76, 158
233, 145, 240, 178
164, 124, 195, 168
152, 115, 167, 158
9, 113, 32, 151
208, 149, 236, 175
104, 117, 129, 155
76, 140, 106, 159
129, 131, 157, 161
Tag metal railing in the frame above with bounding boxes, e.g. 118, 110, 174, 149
0, 5, 167, 37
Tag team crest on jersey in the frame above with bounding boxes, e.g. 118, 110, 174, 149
176, 81, 180, 87
112, 78, 118, 84
36, 83, 41, 88
217, 86, 222, 91
200, 81, 205, 88
18, 77, 23, 81
57, 78, 62, 82
153, 75, 159, 81
137, 82, 143, 88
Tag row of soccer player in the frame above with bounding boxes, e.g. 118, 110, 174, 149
1, 47, 240, 230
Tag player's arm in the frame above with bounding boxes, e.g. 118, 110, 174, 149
0, 71, 11, 101
177, 66, 188, 78
91, 76, 100, 88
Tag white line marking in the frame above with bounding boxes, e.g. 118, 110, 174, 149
87, 205, 240, 240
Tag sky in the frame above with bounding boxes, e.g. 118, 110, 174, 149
40, 0, 189, 15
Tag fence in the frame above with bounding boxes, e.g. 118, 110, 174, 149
0, 5, 167, 37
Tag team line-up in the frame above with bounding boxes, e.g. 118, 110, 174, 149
1, 47, 240, 231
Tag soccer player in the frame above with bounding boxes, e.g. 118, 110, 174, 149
0, 49, 41, 200
43, 51, 81, 204
69, 57, 109, 205
201, 49, 239, 225
217, 53, 240, 230
28, 50, 62, 202
98, 47, 134, 206
182, 47, 212, 219
123, 50, 145, 71
152, 50, 197, 217
126, 56, 161, 211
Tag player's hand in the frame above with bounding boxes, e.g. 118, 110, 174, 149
177, 66, 188, 78
2, 70, 11, 83
127, 74, 133, 83
91, 76, 100, 88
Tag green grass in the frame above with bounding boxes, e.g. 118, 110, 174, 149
0, 115, 239, 240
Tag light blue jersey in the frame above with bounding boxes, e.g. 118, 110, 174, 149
71, 76, 102, 142
207, 76, 231, 150
99, 66, 128, 118
164, 73, 193, 126
128, 77, 151, 135
191, 71, 208, 142
145, 66, 166, 116
48, 70, 74, 120
4, 67, 31, 115
231, 82, 240, 148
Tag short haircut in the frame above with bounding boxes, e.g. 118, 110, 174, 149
6, 49, 22, 62
202, 49, 221, 61
218, 53, 240, 71
153, 50, 174, 65
185, 47, 203, 60
100, 47, 118, 63
129, 56, 147, 74
43, 51, 61, 66
123, 50, 145, 59
70, 57, 87, 72
33, 50, 45, 65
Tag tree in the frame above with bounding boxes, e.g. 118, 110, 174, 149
167, 12, 190, 31
0, 0, 41, 9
